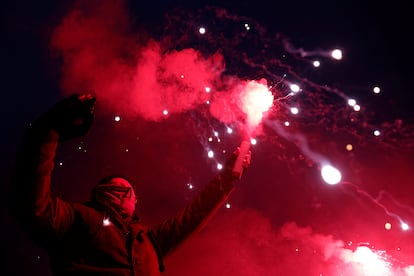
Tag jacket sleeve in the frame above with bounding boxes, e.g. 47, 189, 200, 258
150, 172, 236, 257
9, 117, 75, 250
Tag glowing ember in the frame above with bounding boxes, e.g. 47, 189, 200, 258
289, 84, 300, 93
102, 217, 111, 226
331, 49, 343, 60
321, 165, 342, 185
385, 222, 392, 230
313, 60, 320, 67
373, 86, 381, 94
401, 222, 409, 231
199, 27, 206, 34
348, 99, 356, 106
290, 107, 299, 114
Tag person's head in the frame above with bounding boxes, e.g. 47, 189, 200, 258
91, 175, 137, 218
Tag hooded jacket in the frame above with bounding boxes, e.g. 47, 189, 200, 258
9, 118, 237, 275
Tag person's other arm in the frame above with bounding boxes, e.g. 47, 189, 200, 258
9, 94, 96, 247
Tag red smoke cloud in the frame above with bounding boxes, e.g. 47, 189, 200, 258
164, 208, 414, 275
50, 0, 241, 123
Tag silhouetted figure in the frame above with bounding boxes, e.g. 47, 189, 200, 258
9, 94, 250, 275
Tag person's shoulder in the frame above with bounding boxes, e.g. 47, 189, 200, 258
130, 220, 148, 231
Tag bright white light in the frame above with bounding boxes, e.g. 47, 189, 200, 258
290, 84, 300, 93
244, 23, 250, 30
313, 60, 320, 67
240, 80, 274, 127
217, 163, 223, 170
290, 107, 299, 114
205, 87, 211, 93
331, 49, 343, 60
207, 150, 214, 158
284, 121, 290, 126
163, 109, 168, 116
199, 27, 206, 34
373, 130, 381, 136
103, 217, 111, 226
401, 222, 409, 231
208, 137, 213, 142
206, 100, 210, 105
373, 86, 381, 94
227, 127, 233, 134
225, 203, 231, 208
321, 165, 342, 185
352, 246, 390, 275
353, 104, 361, 111
114, 115, 121, 122
347, 99, 356, 106
214, 131, 219, 137
250, 138, 257, 145
180, 74, 185, 79
187, 183, 193, 189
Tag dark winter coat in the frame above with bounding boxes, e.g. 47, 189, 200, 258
9, 119, 236, 275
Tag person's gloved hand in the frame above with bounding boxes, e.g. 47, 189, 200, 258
44, 93, 96, 141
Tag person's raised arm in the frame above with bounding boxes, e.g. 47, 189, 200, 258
151, 147, 251, 256
9, 93, 96, 246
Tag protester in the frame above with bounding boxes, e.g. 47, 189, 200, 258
9, 93, 251, 275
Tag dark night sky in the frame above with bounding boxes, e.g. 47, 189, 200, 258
2, 0, 414, 275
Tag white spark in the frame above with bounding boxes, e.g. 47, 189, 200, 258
321, 165, 342, 185
290, 84, 300, 93
331, 49, 343, 60
348, 99, 356, 106
290, 107, 299, 114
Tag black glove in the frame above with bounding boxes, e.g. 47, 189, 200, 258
43, 93, 96, 141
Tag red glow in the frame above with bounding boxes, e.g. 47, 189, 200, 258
50, 1, 225, 121
44, 2, 414, 275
